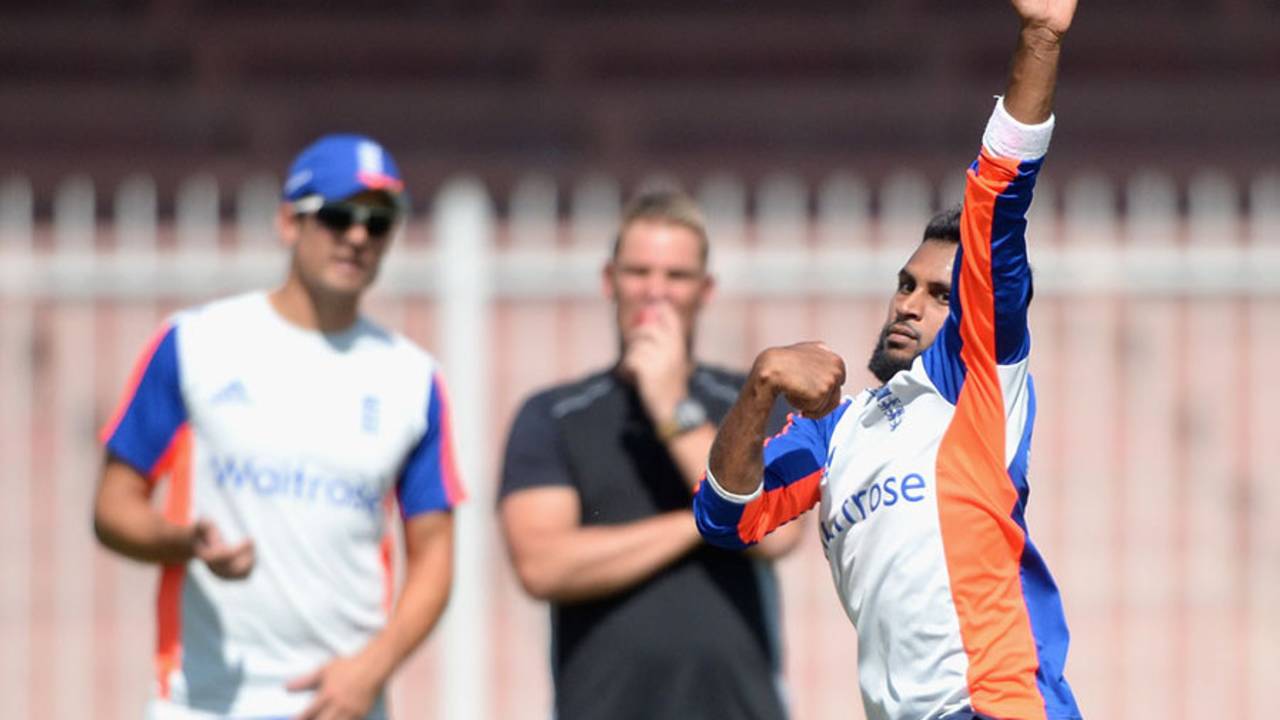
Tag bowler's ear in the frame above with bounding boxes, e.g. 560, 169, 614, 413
276, 204, 300, 249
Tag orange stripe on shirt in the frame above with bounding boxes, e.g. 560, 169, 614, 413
433, 374, 467, 507
100, 323, 172, 443
154, 424, 192, 699
935, 153, 1046, 720
381, 496, 396, 614
736, 468, 822, 545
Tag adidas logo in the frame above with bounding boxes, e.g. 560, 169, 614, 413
211, 380, 249, 406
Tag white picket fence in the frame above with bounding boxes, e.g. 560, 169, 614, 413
1, 168, 1279, 720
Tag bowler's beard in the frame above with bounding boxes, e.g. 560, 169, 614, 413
867, 324, 915, 384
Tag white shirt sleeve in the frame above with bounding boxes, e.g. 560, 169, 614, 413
982, 96, 1055, 161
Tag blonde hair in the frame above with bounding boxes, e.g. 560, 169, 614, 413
612, 190, 710, 266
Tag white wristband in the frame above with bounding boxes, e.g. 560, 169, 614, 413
703, 465, 762, 504
982, 96, 1055, 161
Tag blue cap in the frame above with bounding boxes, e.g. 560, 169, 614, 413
281, 134, 405, 203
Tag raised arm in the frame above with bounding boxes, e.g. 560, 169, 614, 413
1005, 0, 1076, 124
922, 1, 1076, 401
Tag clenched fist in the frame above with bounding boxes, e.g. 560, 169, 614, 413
752, 342, 847, 419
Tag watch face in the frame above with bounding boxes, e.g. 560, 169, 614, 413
675, 398, 708, 430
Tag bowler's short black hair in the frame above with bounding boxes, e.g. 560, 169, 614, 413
923, 204, 962, 244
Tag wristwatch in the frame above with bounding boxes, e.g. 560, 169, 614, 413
657, 397, 708, 442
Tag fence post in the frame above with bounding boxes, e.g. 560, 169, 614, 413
51, 175, 96, 720
1058, 173, 1120, 713
236, 174, 279, 247
698, 173, 748, 249
176, 174, 220, 250
566, 175, 618, 373
813, 171, 878, 365
435, 178, 495, 720
696, 173, 751, 367
1246, 171, 1280, 720
112, 173, 162, 720
0, 176, 32, 250
0, 175, 34, 720
176, 174, 221, 295
816, 173, 868, 250
570, 173, 620, 251
1184, 171, 1243, 719
117, 174, 159, 259
877, 171, 931, 251
1116, 170, 1178, 718
506, 172, 560, 375
753, 173, 811, 341
489, 173, 560, 718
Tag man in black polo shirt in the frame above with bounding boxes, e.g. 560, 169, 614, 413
499, 190, 802, 719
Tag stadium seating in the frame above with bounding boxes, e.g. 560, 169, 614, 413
1, 0, 1276, 213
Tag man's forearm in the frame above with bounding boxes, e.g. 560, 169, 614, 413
1004, 24, 1064, 124
707, 371, 778, 496
510, 510, 701, 603
94, 508, 194, 564
94, 462, 194, 564
357, 513, 455, 687
361, 545, 452, 683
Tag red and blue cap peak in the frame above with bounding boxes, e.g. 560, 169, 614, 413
282, 134, 405, 203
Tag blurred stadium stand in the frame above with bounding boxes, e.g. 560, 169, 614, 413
1, 0, 1279, 215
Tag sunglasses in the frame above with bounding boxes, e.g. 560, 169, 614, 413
293, 197, 400, 239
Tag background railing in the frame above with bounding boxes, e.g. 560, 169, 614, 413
2, 168, 1279, 719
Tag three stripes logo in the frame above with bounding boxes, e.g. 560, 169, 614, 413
211, 380, 249, 406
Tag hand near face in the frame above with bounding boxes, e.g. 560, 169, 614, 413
753, 342, 847, 419
620, 303, 691, 424
191, 518, 255, 580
